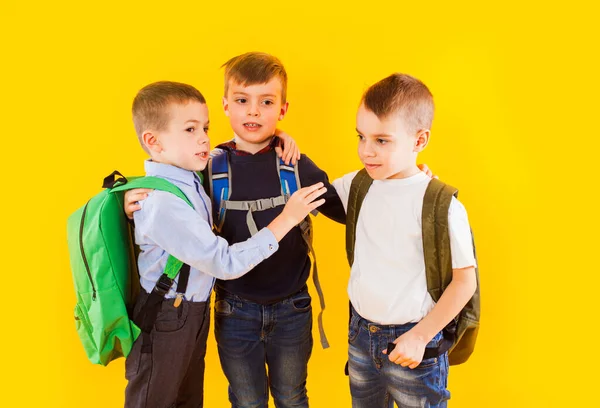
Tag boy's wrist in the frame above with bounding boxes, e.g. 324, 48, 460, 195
407, 325, 435, 344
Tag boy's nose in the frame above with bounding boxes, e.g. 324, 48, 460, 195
247, 103, 260, 117
360, 145, 376, 157
198, 133, 209, 144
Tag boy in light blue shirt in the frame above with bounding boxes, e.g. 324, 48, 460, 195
125, 81, 326, 408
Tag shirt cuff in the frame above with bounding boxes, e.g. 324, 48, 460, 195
253, 227, 279, 258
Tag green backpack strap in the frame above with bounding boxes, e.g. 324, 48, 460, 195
422, 178, 480, 365
110, 175, 192, 279
345, 169, 374, 266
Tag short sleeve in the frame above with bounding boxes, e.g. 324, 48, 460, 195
331, 170, 359, 213
448, 197, 477, 269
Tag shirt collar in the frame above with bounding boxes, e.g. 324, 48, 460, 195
216, 137, 278, 156
144, 160, 201, 187
373, 171, 430, 186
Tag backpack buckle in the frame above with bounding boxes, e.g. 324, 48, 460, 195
154, 274, 173, 296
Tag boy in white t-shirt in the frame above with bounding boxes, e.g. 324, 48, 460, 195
332, 73, 477, 407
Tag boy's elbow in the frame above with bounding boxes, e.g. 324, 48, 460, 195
465, 266, 477, 297
453, 266, 477, 297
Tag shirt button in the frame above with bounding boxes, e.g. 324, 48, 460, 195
269, 244, 274, 251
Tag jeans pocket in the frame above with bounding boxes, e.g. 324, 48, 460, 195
214, 299, 234, 316
292, 295, 312, 312
416, 356, 440, 369
416, 332, 444, 368
348, 315, 360, 343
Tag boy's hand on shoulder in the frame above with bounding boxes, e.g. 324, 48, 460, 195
124, 188, 152, 219
418, 163, 439, 179
274, 129, 301, 165
383, 331, 429, 369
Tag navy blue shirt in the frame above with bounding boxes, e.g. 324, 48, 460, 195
204, 145, 345, 304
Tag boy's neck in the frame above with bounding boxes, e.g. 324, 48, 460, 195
148, 158, 190, 172
233, 135, 273, 154
387, 164, 421, 180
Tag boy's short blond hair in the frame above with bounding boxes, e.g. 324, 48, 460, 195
132, 81, 206, 153
362, 73, 434, 134
222, 52, 288, 103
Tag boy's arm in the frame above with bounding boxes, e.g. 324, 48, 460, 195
298, 155, 346, 224
386, 197, 477, 368
136, 184, 326, 280
386, 266, 476, 369
136, 191, 278, 280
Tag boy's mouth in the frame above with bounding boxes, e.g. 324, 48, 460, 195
243, 122, 262, 131
195, 151, 209, 160
364, 163, 381, 170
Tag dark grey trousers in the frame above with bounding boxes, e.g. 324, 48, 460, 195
125, 291, 211, 408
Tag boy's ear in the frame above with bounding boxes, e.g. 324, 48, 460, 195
222, 96, 230, 117
414, 129, 430, 153
278, 101, 289, 121
142, 131, 162, 153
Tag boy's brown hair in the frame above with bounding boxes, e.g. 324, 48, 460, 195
132, 81, 206, 153
222, 52, 288, 103
362, 73, 434, 134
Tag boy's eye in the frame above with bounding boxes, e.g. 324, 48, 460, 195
203, 127, 209, 133
186, 127, 195, 132
262, 100, 274, 106
236, 98, 247, 104
357, 134, 365, 141
377, 138, 388, 145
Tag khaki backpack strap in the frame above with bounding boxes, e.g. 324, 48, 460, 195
345, 169, 374, 266
422, 178, 458, 302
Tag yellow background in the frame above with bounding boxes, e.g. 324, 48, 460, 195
1, 0, 597, 406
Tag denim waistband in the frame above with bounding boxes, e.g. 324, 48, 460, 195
351, 304, 421, 336
215, 285, 309, 306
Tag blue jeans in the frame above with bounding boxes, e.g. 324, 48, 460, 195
214, 287, 313, 408
348, 307, 451, 408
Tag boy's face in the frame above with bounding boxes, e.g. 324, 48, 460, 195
146, 100, 211, 172
356, 103, 426, 180
222, 77, 288, 146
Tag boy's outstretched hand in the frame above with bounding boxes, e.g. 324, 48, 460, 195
274, 129, 301, 165
267, 182, 326, 241
124, 189, 152, 219
383, 331, 430, 370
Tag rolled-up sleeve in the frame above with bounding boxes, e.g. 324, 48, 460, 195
134, 191, 279, 280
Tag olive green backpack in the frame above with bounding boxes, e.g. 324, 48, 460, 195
345, 169, 480, 365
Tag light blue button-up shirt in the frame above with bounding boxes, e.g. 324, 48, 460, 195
133, 160, 279, 302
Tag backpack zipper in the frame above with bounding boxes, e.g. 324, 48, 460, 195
79, 201, 97, 300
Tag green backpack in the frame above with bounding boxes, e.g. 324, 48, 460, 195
346, 170, 481, 365
66, 171, 193, 366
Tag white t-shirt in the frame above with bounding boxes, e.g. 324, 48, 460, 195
332, 171, 477, 325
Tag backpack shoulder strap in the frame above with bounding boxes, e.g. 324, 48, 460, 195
110, 176, 193, 280
345, 169, 374, 267
278, 156, 330, 348
210, 152, 231, 232
110, 176, 192, 208
277, 157, 301, 195
422, 178, 458, 302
